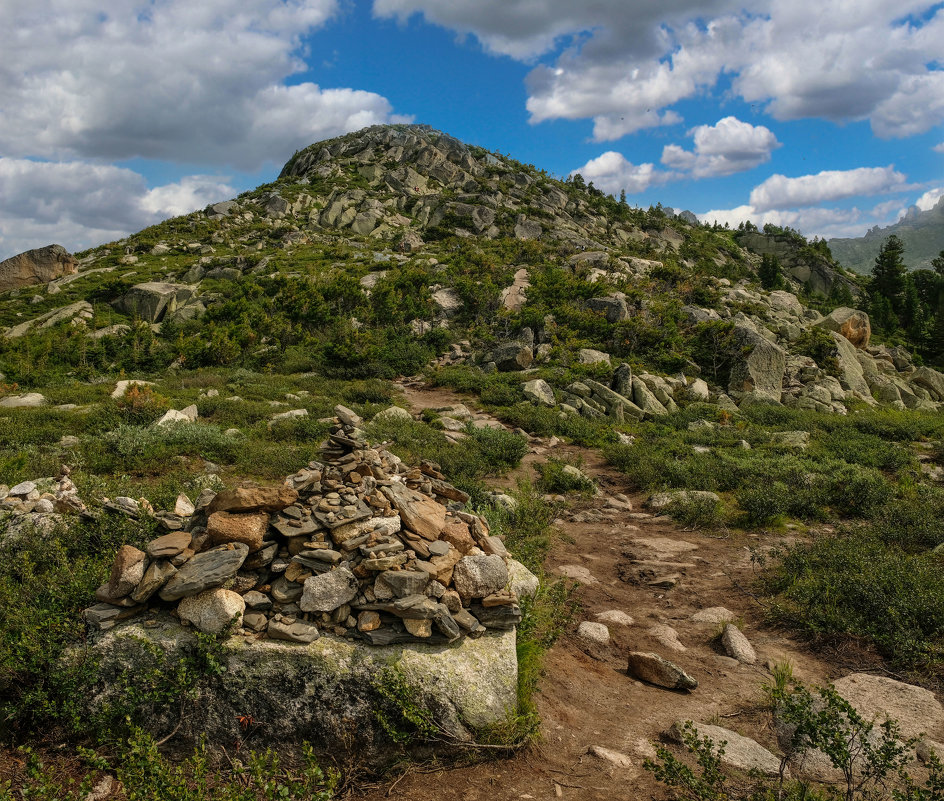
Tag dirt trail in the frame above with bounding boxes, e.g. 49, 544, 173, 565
355, 382, 863, 801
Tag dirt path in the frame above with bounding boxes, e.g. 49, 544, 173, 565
354, 382, 862, 801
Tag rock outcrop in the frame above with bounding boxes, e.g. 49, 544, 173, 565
0, 244, 77, 293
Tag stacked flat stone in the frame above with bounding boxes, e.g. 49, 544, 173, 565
84, 405, 535, 645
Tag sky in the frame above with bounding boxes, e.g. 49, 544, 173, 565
0, 0, 942, 260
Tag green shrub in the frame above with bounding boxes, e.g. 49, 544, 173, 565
536, 457, 596, 496
793, 326, 841, 376
824, 464, 893, 518
0, 730, 337, 801
737, 480, 792, 526
668, 493, 724, 530
764, 532, 944, 668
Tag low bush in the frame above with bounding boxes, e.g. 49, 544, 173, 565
763, 531, 944, 668
536, 457, 596, 496
1, 731, 338, 801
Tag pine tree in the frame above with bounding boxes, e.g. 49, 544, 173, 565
932, 249, 944, 277
758, 253, 784, 289
870, 293, 899, 333
619, 188, 627, 207
870, 235, 908, 314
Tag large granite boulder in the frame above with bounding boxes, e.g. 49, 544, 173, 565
80, 620, 518, 761
831, 333, 875, 402
0, 245, 77, 293
727, 324, 787, 403
113, 282, 196, 323
815, 307, 871, 348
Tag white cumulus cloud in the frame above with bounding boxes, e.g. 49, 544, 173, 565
914, 187, 944, 211
661, 116, 780, 177
375, 1, 944, 140
569, 152, 670, 196
0, 159, 234, 260
0, 0, 402, 169
934, 143, 944, 153
749, 166, 907, 211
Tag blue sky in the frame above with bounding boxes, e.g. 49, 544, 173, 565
0, 0, 941, 259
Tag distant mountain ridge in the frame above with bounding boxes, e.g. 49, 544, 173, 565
829, 196, 944, 274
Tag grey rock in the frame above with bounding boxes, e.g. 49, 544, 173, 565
379, 570, 429, 598
612, 363, 633, 397
242, 590, 273, 611
243, 612, 268, 632
577, 348, 611, 366
452, 555, 508, 600
626, 651, 697, 690
178, 588, 245, 635
8, 481, 37, 497
0, 393, 47, 407
267, 616, 320, 643
728, 325, 787, 403
490, 341, 533, 372
83, 617, 517, 755
666, 721, 783, 777
587, 296, 629, 323
300, 567, 359, 612
522, 378, 555, 406
814, 307, 871, 348
130, 559, 177, 603
82, 603, 142, 631
0, 244, 77, 293
270, 576, 303, 603
158, 543, 249, 601
577, 621, 610, 645
113, 282, 195, 323
721, 623, 757, 664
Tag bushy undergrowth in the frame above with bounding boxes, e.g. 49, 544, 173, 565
1, 731, 337, 800
647, 679, 944, 801
479, 483, 576, 742
535, 456, 596, 496
763, 530, 944, 669
365, 414, 527, 503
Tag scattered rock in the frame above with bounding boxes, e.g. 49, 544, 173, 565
832, 673, 944, 741
692, 607, 735, 624
721, 623, 757, 664
647, 624, 686, 653
588, 745, 634, 770
626, 652, 697, 690
596, 610, 634, 626
577, 621, 610, 645
666, 721, 784, 777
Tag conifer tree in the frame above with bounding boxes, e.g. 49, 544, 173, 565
758, 253, 785, 289
870, 235, 908, 314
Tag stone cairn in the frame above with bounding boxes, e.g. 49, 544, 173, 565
84, 405, 533, 645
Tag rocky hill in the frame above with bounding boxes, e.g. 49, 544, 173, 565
2, 124, 944, 798
829, 194, 944, 273
3, 123, 939, 414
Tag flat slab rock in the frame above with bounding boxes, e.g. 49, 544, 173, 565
80, 621, 518, 760
832, 673, 944, 741
667, 721, 785, 777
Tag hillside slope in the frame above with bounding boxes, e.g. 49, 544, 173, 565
5, 123, 939, 414
829, 195, 944, 273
